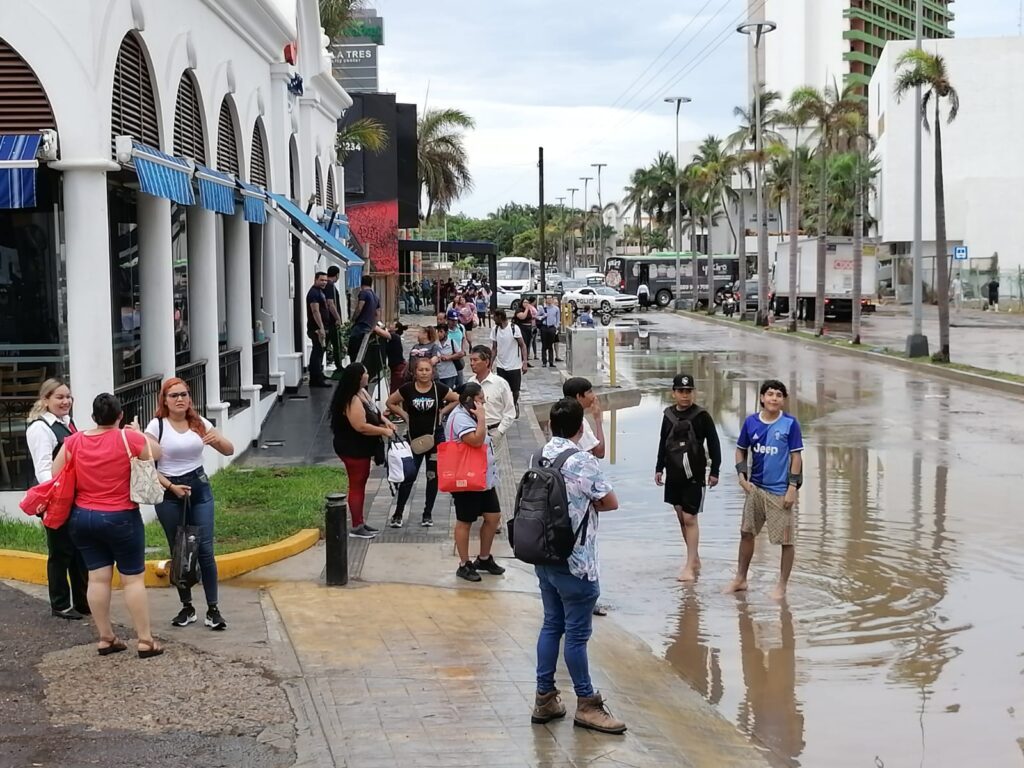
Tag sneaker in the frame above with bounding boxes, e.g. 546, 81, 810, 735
171, 604, 197, 627
349, 524, 379, 539
205, 606, 227, 631
532, 689, 567, 724
51, 606, 84, 620
388, 513, 404, 528
421, 514, 434, 527
363, 523, 379, 534
472, 555, 506, 575
573, 692, 627, 734
456, 562, 482, 582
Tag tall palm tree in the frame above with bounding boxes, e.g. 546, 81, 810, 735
790, 81, 861, 336
319, 0, 363, 40
418, 107, 475, 222
895, 49, 959, 362
688, 136, 732, 312
335, 117, 389, 161
777, 94, 816, 331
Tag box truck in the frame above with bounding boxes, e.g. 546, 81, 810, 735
772, 238, 880, 320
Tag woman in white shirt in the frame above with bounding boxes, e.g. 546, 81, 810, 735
25, 378, 89, 620
145, 377, 234, 630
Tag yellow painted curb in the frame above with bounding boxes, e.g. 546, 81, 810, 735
0, 529, 321, 588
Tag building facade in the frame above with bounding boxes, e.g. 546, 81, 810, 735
748, 0, 954, 98
0, 0, 357, 509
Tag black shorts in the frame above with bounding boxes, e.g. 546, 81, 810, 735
664, 481, 705, 515
452, 488, 501, 523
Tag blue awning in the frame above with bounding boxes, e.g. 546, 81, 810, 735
267, 192, 363, 265
195, 164, 235, 215
132, 142, 195, 206
237, 179, 267, 224
0, 134, 42, 209
320, 211, 349, 242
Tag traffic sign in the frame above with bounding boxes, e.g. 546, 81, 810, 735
953, 246, 968, 260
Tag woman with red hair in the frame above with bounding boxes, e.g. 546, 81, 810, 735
145, 378, 234, 630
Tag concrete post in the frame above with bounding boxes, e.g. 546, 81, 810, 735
137, 193, 176, 379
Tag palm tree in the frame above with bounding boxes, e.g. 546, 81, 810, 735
790, 81, 861, 336
335, 117, 389, 161
895, 49, 959, 362
319, 0, 363, 40
777, 94, 816, 331
688, 136, 732, 312
418, 107, 475, 222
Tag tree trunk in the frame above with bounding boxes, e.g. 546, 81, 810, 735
758, 154, 770, 327
788, 137, 800, 332
852, 144, 863, 345
690, 226, 699, 308
707, 203, 716, 315
738, 166, 747, 320
425, 196, 435, 224
815, 140, 829, 336
934, 104, 950, 361
722, 190, 737, 253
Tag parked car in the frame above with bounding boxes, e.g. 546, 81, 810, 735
735, 278, 772, 313
562, 286, 638, 314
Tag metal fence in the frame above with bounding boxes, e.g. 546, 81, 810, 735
218, 347, 244, 411
113, 374, 162, 429
253, 340, 272, 397
175, 360, 207, 418
0, 395, 36, 490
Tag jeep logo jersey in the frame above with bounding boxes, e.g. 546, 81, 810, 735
737, 413, 804, 495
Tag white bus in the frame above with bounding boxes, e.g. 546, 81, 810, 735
496, 256, 536, 294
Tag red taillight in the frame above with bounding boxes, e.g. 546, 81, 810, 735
824, 299, 831, 305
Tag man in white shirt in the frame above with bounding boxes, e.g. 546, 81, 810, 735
562, 377, 605, 459
467, 345, 516, 439
489, 309, 527, 411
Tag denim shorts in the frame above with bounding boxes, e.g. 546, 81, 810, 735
68, 506, 146, 576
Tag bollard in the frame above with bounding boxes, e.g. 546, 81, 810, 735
607, 328, 617, 387
324, 492, 349, 586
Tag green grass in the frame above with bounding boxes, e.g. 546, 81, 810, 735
0, 466, 344, 557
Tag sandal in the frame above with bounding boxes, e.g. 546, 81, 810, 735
97, 636, 127, 656
592, 604, 609, 617
137, 638, 165, 659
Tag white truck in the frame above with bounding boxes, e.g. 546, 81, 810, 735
772, 238, 880, 321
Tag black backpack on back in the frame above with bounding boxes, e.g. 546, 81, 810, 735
663, 406, 706, 481
508, 448, 589, 566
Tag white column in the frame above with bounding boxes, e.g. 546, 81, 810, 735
225, 212, 253, 386
137, 193, 176, 379
62, 166, 115, 426
261, 221, 281, 382
186, 208, 222, 408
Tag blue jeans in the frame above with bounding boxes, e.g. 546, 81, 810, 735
535, 564, 600, 697
68, 507, 146, 576
154, 468, 218, 606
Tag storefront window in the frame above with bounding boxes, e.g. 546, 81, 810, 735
108, 184, 141, 387
171, 204, 190, 366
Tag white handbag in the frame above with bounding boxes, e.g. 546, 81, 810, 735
387, 438, 416, 485
121, 429, 165, 505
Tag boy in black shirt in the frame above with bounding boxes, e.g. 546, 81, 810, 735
655, 374, 721, 582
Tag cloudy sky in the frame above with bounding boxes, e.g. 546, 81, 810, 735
367, 0, 1019, 217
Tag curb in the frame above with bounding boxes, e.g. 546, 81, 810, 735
0, 528, 321, 588
670, 309, 1024, 399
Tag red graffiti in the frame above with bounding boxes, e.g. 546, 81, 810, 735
348, 200, 398, 273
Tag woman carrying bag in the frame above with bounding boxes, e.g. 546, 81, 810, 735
145, 378, 234, 631
440, 383, 505, 582
385, 358, 458, 529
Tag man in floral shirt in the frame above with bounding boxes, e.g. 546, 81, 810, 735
530, 398, 626, 735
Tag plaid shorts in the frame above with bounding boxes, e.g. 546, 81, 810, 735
741, 485, 796, 545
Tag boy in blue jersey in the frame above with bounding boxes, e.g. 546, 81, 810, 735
726, 379, 804, 600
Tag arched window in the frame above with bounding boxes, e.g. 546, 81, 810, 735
250, 120, 268, 188
314, 160, 323, 207
216, 97, 240, 177
172, 71, 206, 162
325, 167, 335, 210
110, 32, 158, 147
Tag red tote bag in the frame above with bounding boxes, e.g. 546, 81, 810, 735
20, 434, 78, 529
437, 413, 489, 493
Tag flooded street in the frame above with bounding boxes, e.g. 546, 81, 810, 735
572, 313, 1023, 767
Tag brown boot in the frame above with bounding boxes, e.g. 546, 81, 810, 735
573, 691, 627, 734
531, 689, 566, 724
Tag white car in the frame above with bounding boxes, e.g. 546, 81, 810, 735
562, 286, 637, 314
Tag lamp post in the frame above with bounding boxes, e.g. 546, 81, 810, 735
567, 187, 579, 270
579, 176, 593, 267
664, 97, 691, 308
592, 163, 607, 265
737, 19, 776, 326
906, 0, 929, 357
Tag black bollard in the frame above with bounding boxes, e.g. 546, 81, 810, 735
324, 492, 349, 586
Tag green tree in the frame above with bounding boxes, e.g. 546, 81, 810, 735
776, 92, 815, 331
895, 49, 959, 362
335, 117, 389, 162
319, 0, 363, 40
418, 108, 475, 222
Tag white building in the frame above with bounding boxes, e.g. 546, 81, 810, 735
0, 0, 359, 511
870, 37, 1024, 295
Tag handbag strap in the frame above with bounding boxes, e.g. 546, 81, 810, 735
179, 494, 190, 528
120, 428, 151, 462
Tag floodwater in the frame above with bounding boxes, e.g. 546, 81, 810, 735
565, 314, 1024, 767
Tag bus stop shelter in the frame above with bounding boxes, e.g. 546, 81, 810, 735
398, 239, 499, 311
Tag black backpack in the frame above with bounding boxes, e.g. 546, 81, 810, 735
508, 448, 588, 566
663, 406, 706, 481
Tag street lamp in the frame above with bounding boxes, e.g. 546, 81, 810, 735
665, 97, 691, 308
592, 163, 607, 265
738, 19, 776, 326
906, 0, 929, 357
567, 187, 579, 270
579, 176, 593, 267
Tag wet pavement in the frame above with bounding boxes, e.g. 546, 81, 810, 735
577, 310, 1024, 768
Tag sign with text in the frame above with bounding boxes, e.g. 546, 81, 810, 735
332, 44, 378, 93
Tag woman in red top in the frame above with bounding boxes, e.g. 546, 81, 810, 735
53, 393, 164, 658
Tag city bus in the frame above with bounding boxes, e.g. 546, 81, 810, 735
604, 252, 740, 307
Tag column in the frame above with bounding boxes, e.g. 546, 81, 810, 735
137, 193, 176, 379
63, 167, 115, 426
186, 207, 222, 408
261, 220, 280, 377
225, 212, 253, 387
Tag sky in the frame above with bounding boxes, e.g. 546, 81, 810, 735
365, 0, 1019, 218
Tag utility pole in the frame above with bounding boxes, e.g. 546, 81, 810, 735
538, 147, 546, 291
579, 176, 593, 268
592, 163, 607, 265
665, 97, 691, 308
906, 0, 929, 357
567, 187, 579, 271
